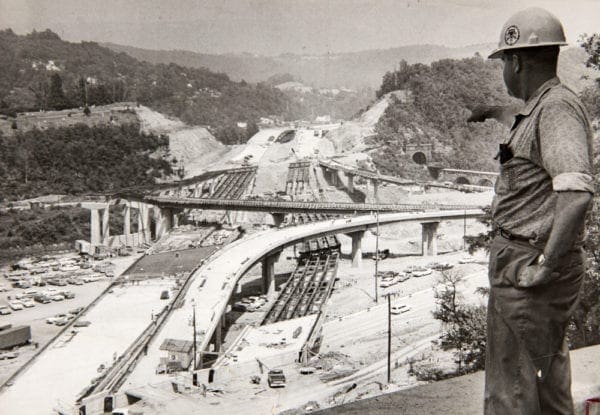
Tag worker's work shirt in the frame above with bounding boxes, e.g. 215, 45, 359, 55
491, 77, 594, 249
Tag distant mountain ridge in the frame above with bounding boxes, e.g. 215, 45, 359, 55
102, 42, 498, 89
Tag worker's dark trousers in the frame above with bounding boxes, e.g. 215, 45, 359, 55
484, 236, 585, 415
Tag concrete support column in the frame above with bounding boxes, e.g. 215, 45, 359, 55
421, 222, 440, 256
372, 179, 379, 203
172, 211, 179, 229
137, 203, 150, 243
215, 319, 222, 352
155, 207, 173, 240
346, 173, 355, 193
272, 213, 286, 227
90, 209, 101, 246
262, 252, 280, 297
123, 203, 131, 235
101, 205, 110, 245
348, 230, 365, 268
331, 170, 338, 186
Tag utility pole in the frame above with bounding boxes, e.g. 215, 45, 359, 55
463, 210, 467, 251
192, 300, 197, 370
387, 293, 392, 384
374, 210, 380, 303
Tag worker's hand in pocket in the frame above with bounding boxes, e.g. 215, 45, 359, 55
516, 265, 560, 288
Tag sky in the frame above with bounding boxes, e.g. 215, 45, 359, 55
0, 0, 598, 56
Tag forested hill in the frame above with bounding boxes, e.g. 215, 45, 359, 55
370, 53, 597, 175
0, 29, 317, 143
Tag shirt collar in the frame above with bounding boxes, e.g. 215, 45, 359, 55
518, 77, 561, 117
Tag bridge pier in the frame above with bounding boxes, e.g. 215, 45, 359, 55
272, 212, 286, 228
155, 207, 174, 240
89, 208, 102, 246
262, 252, 280, 297
123, 202, 131, 236
346, 173, 355, 193
348, 230, 365, 268
214, 319, 222, 352
421, 221, 440, 256
101, 205, 110, 245
137, 203, 151, 242
371, 179, 379, 203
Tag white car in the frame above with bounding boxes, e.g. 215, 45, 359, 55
8, 301, 24, 311
380, 279, 398, 288
46, 313, 68, 324
21, 299, 35, 308
390, 304, 411, 314
412, 269, 432, 278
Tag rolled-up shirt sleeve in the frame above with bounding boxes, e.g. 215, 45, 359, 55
539, 101, 594, 193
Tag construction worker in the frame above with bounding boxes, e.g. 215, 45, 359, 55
483, 7, 594, 415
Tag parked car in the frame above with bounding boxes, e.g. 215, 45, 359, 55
390, 304, 411, 315
54, 316, 71, 326
412, 269, 432, 278
69, 307, 84, 315
46, 313, 68, 324
0, 284, 8, 292
8, 301, 24, 311
50, 294, 65, 302
62, 291, 76, 299
21, 299, 35, 308
267, 369, 286, 388
160, 290, 170, 300
73, 320, 91, 327
0, 306, 12, 315
33, 294, 51, 304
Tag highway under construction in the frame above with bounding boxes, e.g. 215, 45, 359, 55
0, 124, 493, 415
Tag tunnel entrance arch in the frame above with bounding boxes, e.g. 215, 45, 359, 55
455, 177, 471, 185
478, 179, 494, 187
412, 151, 427, 165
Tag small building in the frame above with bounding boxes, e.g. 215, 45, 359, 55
159, 338, 194, 371
75, 240, 91, 255
0, 325, 32, 350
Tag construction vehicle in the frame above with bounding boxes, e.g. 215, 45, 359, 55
267, 369, 286, 388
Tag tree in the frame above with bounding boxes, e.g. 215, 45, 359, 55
579, 33, 600, 71
83, 106, 91, 116
433, 270, 488, 374
48, 73, 69, 110
246, 120, 259, 140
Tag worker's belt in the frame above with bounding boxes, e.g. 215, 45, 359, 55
493, 227, 530, 243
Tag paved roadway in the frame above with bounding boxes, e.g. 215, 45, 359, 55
121, 210, 483, 391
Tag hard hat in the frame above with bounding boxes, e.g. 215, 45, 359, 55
488, 7, 567, 59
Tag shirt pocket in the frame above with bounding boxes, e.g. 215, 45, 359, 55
497, 157, 520, 191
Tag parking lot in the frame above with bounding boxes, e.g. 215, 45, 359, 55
0, 254, 142, 385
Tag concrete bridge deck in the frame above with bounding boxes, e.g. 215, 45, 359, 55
144, 196, 482, 214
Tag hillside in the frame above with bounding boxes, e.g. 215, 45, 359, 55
0, 122, 172, 200
369, 49, 598, 176
104, 42, 497, 89
0, 29, 367, 144
136, 105, 228, 177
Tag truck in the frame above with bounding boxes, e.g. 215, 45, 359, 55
0, 325, 31, 349
267, 369, 286, 388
